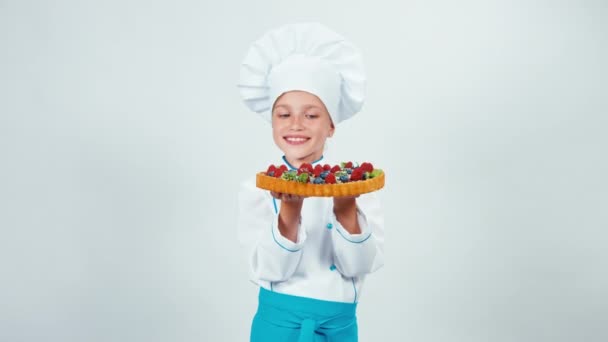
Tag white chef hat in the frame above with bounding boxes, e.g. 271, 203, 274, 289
237, 22, 366, 125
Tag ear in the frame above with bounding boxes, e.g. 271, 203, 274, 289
328, 124, 335, 138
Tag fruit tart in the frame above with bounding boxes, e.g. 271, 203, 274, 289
256, 161, 385, 197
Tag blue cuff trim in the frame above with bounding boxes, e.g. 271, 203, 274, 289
335, 226, 372, 244
271, 224, 301, 253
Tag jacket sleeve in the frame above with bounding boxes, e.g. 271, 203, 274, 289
237, 178, 307, 283
330, 191, 385, 278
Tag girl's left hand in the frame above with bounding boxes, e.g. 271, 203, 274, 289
332, 195, 361, 234
333, 195, 359, 212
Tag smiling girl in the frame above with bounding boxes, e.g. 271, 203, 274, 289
237, 23, 385, 342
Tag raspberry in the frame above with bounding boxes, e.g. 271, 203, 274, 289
345, 161, 353, 169
330, 165, 341, 173
275, 169, 285, 178
325, 173, 337, 184
323, 164, 332, 171
278, 164, 288, 172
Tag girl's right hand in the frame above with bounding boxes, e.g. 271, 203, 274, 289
270, 192, 306, 242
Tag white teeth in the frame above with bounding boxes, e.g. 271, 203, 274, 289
286, 137, 307, 142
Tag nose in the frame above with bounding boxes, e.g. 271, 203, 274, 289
289, 115, 304, 130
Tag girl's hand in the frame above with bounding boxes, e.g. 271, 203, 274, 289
270, 191, 307, 203
333, 195, 361, 234
333, 195, 359, 212
270, 191, 307, 242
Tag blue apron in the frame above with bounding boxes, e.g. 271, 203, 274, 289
251, 287, 358, 342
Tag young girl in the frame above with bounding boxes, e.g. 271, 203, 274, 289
237, 23, 385, 342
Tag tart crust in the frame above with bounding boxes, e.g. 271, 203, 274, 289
256, 171, 385, 197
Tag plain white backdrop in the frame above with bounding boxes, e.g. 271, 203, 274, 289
1, 0, 607, 341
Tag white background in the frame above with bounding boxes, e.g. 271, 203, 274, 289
1, 0, 607, 341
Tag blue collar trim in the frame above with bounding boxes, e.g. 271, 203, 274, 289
281, 155, 324, 170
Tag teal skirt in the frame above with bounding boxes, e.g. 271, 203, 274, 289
251, 287, 358, 342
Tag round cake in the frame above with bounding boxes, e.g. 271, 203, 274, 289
256, 161, 385, 197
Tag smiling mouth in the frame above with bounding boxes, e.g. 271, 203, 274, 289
284, 137, 310, 145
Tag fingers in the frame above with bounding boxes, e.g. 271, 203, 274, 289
283, 193, 301, 202
269, 191, 307, 201
333, 195, 360, 199
287, 194, 308, 201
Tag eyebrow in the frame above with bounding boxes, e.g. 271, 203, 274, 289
273, 104, 290, 110
302, 104, 322, 111
273, 104, 322, 111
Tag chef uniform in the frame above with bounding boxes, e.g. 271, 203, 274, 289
237, 23, 385, 342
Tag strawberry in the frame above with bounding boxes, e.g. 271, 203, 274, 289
271, 164, 287, 178
360, 162, 374, 173
266, 165, 276, 175
313, 164, 323, 177
330, 165, 341, 173
350, 168, 363, 181
323, 164, 332, 171
298, 163, 313, 173
325, 173, 337, 184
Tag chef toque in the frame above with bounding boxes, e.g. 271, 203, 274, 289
237, 22, 366, 125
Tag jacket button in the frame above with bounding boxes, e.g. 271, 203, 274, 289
329, 264, 336, 271
326, 223, 333, 229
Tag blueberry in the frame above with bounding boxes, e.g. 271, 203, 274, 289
339, 175, 349, 182
314, 178, 325, 184
268, 171, 275, 177
320, 171, 329, 178
345, 168, 353, 174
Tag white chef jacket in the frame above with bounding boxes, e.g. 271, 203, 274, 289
237, 155, 385, 303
